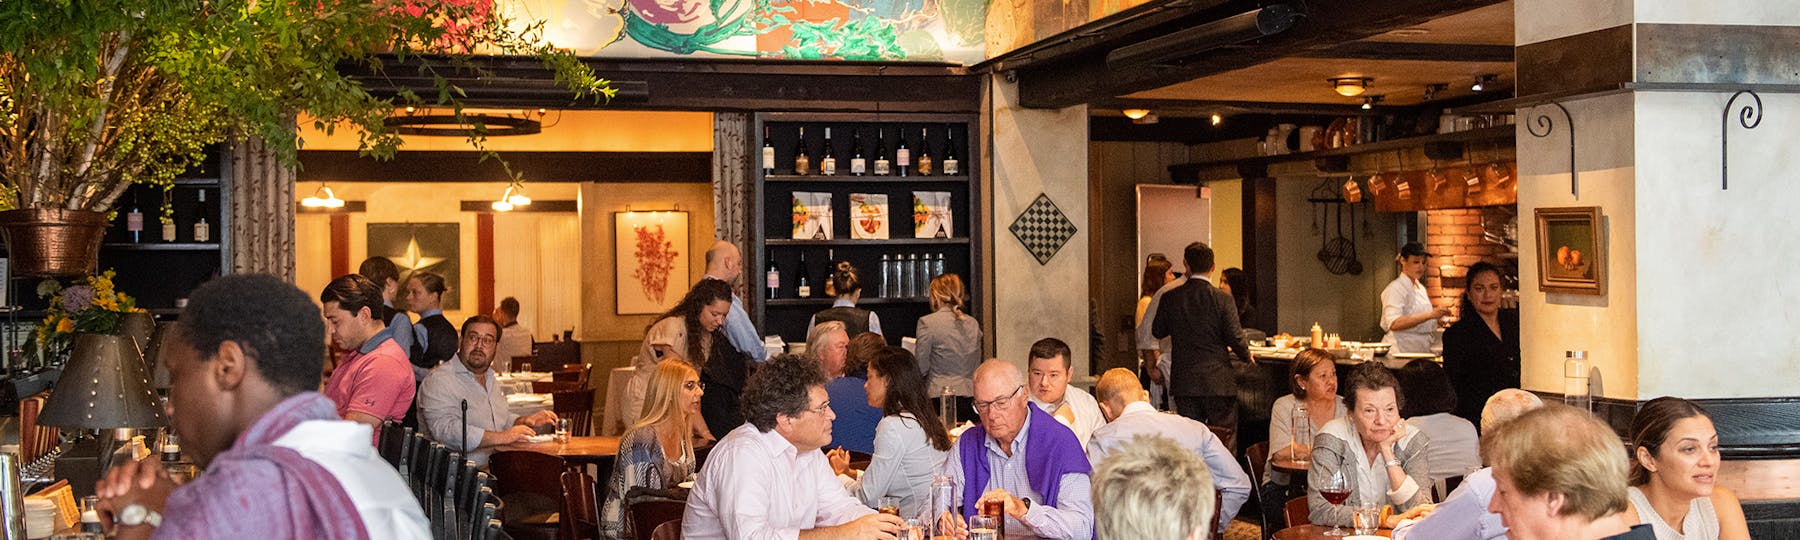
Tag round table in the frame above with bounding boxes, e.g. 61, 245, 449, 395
1271, 455, 1311, 475
498, 435, 621, 467
1273, 524, 1391, 539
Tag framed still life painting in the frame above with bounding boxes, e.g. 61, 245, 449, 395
1534, 206, 1605, 295
615, 211, 688, 315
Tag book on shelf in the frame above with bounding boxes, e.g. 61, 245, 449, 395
849, 193, 890, 240
792, 192, 834, 240
913, 191, 953, 239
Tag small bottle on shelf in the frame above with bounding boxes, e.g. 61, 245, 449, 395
194, 217, 210, 243
793, 127, 810, 175
901, 253, 917, 297
850, 130, 867, 176
879, 254, 892, 298
873, 129, 891, 176
932, 252, 945, 279
942, 126, 960, 176
796, 252, 813, 299
912, 253, 929, 295
820, 128, 837, 176
160, 218, 177, 242
896, 128, 911, 177
766, 256, 781, 299
916, 128, 933, 176
761, 126, 776, 175
127, 207, 144, 243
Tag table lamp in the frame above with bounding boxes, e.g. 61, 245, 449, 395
37, 333, 166, 496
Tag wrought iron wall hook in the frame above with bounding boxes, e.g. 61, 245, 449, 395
1722, 90, 1763, 190
1525, 102, 1577, 196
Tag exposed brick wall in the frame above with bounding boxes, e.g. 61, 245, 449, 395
1425, 207, 1518, 313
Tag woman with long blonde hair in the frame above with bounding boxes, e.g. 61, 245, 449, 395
913, 273, 980, 423
601, 359, 703, 539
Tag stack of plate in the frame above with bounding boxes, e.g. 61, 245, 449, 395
24, 497, 57, 538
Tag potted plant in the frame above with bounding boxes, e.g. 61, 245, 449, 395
0, 0, 613, 276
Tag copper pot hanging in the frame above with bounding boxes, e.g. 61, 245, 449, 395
0, 208, 109, 277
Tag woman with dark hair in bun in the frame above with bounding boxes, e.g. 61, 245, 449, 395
809, 260, 883, 338
1441, 261, 1520, 426
1621, 397, 1749, 540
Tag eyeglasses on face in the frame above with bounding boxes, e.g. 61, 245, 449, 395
683, 380, 706, 391
973, 385, 1024, 414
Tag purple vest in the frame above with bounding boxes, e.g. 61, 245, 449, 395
956, 403, 1092, 516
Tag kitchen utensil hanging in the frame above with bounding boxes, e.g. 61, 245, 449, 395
1309, 180, 1341, 263
1322, 200, 1358, 275
1346, 202, 1364, 274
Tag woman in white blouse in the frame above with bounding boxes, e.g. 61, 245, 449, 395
829, 346, 952, 518
1263, 348, 1347, 529
1395, 359, 1481, 483
1621, 397, 1750, 540
1308, 362, 1433, 527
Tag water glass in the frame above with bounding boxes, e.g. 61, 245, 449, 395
1290, 404, 1312, 466
967, 515, 999, 540
1352, 503, 1381, 535
554, 418, 571, 442
897, 519, 923, 540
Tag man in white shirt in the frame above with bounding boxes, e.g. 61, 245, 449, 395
491, 297, 534, 373
1087, 368, 1251, 532
1025, 338, 1105, 450
1393, 389, 1545, 540
1380, 242, 1449, 354
684, 354, 904, 539
1092, 435, 1217, 540
417, 315, 558, 465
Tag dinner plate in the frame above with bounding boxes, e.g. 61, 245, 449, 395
1391, 352, 1440, 360
1345, 536, 1384, 540
508, 394, 549, 403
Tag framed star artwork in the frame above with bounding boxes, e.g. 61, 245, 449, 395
368, 223, 462, 309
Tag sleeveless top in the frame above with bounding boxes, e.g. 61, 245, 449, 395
1627, 486, 1720, 540
813, 306, 872, 337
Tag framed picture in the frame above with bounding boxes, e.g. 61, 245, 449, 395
615, 211, 688, 315
1534, 206, 1605, 295
368, 223, 461, 309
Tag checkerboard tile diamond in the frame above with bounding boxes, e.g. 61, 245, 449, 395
1008, 193, 1078, 265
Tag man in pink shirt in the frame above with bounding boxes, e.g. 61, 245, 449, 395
320, 274, 415, 430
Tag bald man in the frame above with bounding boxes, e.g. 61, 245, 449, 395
1087, 368, 1251, 531
703, 240, 768, 363
942, 360, 1093, 539
1392, 388, 1546, 540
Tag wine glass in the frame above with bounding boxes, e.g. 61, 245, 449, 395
1318, 469, 1351, 537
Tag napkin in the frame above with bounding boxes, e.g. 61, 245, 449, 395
524, 434, 556, 443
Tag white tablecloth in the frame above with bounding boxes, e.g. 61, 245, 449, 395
602, 366, 635, 436
497, 371, 553, 395
506, 392, 554, 417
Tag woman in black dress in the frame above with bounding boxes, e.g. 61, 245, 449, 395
1440, 261, 1520, 427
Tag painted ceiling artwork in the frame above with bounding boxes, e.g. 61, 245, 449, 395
500, 0, 986, 63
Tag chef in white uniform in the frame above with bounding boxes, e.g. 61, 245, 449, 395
1380, 242, 1449, 354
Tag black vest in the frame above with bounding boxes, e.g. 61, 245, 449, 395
813, 306, 872, 337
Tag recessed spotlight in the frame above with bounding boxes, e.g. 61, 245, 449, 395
1472, 74, 1497, 92
1329, 77, 1372, 97
1361, 95, 1384, 110
1210, 113, 1223, 126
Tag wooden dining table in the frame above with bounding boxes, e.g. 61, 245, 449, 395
497, 435, 622, 467
1273, 524, 1391, 539
1271, 455, 1311, 475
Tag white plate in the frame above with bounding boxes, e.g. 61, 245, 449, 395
508, 394, 549, 403
1345, 535, 1385, 540
1391, 352, 1440, 360
678, 481, 695, 489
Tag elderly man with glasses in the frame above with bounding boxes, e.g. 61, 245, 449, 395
940, 359, 1094, 540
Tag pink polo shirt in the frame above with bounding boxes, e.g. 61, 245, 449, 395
322, 335, 416, 427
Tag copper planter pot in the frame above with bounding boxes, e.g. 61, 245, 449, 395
0, 208, 109, 277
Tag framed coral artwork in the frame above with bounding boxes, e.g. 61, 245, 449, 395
1534, 206, 1605, 295
615, 211, 688, 315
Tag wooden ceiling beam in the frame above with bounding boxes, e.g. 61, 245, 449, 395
1091, 97, 1378, 116
1298, 41, 1513, 63
1013, 0, 1508, 109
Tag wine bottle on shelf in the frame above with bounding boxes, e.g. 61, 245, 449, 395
820, 128, 837, 176
796, 252, 813, 298
762, 126, 776, 175
127, 207, 144, 243
793, 127, 810, 175
766, 255, 781, 299
916, 128, 934, 176
850, 130, 867, 176
873, 129, 892, 176
195, 217, 210, 242
942, 126, 960, 176
896, 128, 911, 177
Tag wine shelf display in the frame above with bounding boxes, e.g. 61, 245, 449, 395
752, 112, 980, 346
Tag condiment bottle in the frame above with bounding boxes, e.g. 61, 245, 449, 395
1310, 322, 1324, 347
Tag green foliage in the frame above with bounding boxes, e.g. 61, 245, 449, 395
0, 0, 613, 216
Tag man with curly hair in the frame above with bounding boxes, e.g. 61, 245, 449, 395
683, 354, 905, 539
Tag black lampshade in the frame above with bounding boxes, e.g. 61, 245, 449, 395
38, 333, 166, 430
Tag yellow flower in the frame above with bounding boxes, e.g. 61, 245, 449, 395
55, 319, 73, 333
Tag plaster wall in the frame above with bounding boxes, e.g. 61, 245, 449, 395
990, 78, 1090, 372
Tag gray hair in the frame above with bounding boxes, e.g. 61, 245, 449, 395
805, 321, 847, 354
1094, 435, 1216, 540
1481, 389, 1546, 433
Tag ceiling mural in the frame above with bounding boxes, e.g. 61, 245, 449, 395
500, 0, 986, 63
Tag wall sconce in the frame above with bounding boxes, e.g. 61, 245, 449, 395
301, 184, 345, 208
1472, 74, 1497, 92
1122, 109, 1151, 120
491, 182, 532, 212
1361, 95, 1384, 110
1210, 113, 1223, 126
1329, 77, 1372, 97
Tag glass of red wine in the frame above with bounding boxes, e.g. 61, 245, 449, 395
1318, 469, 1352, 537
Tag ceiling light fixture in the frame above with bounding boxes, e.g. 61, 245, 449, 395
1472, 74, 1497, 92
1122, 108, 1152, 120
300, 185, 345, 208
1424, 83, 1448, 101
1361, 95, 1384, 110
1210, 113, 1223, 126
1329, 77, 1372, 97
493, 182, 532, 211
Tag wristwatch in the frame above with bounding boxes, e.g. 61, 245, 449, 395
1021, 498, 1032, 510
118, 504, 163, 528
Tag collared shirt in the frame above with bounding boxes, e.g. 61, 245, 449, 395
1392, 467, 1505, 540
1028, 385, 1105, 451
385, 302, 415, 357
846, 413, 949, 519
704, 275, 769, 362
496, 322, 533, 373
807, 298, 884, 336
1380, 274, 1437, 354
1086, 401, 1252, 530
323, 327, 415, 426
942, 411, 1094, 539
683, 423, 874, 539
157, 393, 429, 539
416, 355, 519, 465
412, 308, 442, 351
1134, 275, 1205, 351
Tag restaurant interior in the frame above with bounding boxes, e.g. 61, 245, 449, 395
1, 0, 1796, 538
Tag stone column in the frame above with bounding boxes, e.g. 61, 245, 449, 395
712, 112, 753, 299
989, 76, 1090, 371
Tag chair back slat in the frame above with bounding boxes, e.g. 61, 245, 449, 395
1284, 496, 1310, 528
19, 392, 59, 463
553, 389, 595, 437
560, 468, 599, 540
629, 499, 687, 540
649, 520, 682, 540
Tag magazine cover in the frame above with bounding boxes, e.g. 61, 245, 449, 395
792, 192, 834, 240
849, 193, 890, 239
913, 191, 953, 238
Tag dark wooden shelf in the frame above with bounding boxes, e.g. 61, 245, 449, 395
765, 297, 929, 306
103, 243, 222, 251
172, 177, 221, 186
767, 238, 967, 246
763, 175, 970, 183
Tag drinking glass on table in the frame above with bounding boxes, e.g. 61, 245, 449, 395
554, 418, 571, 443
967, 515, 999, 540
1291, 403, 1312, 467
1319, 469, 1352, 537
897, 518, 923, 540
878, 496, 902, 516
1352, 502, 1381, 535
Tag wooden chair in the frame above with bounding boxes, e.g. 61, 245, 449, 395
1284, 496, 1310, 529
554, 389, 596, 436
552, 363, 592, 386
559, 468, 600, 540
1208, 424, 1237, 457
629, 499, 688, 540
1434, 474, 1465, 501
536, 341, 582, 370
1243, 441, 1270, 532
1207, 489, 1224, 540
650, 520, 682, 540
19, 391, 59, 463
491, 451, 569, 540
533, 380, 586, 394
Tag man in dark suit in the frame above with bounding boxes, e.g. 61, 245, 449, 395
1151, 242, 1254, 429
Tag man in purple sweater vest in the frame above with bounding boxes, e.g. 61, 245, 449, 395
942, 359, 1094, 539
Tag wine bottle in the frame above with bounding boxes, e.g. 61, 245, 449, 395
820, 128, 837, 176
795, 127, 812, 175
127, 207, 144, 243
942, 126, 960, 176
766, 256, 781, 299
850, 130, 867, 176
916, 128, 934, 176
761, 126, 775, 175
896, 128, 911, 177
195, 217, 210, 242
873, 129, 891, 176
796, 252, 813, 298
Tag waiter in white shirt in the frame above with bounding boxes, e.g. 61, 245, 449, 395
1380, 242, 1450, 355
1025, 338, 1105, 450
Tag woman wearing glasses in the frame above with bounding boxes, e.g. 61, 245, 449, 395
602, 359, 705, 540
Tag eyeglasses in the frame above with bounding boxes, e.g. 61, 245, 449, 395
683, 380, 706, 391
804, 399, 832, 416
973, 385, 1024, 414
464, 334, 499, 346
